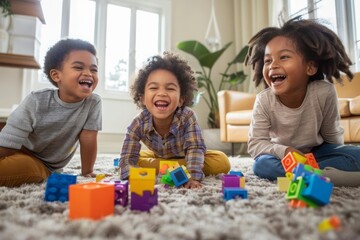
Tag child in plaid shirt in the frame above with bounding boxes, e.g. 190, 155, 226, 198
119, 52, 230, 188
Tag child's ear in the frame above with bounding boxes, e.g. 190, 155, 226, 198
179, 97, 185, 107
307, 61, 318, 76
50, 69, 60, 83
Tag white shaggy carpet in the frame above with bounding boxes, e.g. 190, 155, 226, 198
0, 154, 359, 240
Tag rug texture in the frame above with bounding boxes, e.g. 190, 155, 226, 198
0, 154, 359, 240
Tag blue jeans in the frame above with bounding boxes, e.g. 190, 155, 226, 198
253, 143, 360, 181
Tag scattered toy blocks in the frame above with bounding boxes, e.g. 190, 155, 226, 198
159, 160, 179, 175
44, 173, 77, 202
69, 182, 114, 220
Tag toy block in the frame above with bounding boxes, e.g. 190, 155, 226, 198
293, 152, 307, 164
181, 165, 191, 179
44, 173, 77, 202
292, 163, 313, 180
169, 165, 189, 187
229, 170, 244, 177
318, 216, 341, 232
160, 171, 175, 187
159, 160, 179, 175
114, 180, 129, 206
302, 174, 333, 206
281, 152, 298, 173
223, 188, 248, 201
129, 168, 156, 196
285, 172, 294, 180
69, 182, 114, 220
277, 177, 291, 192
96, 174, 106, 182
130, 188, 158, 211
239, 177, 245, 188
288, 199, 308, 208
305, 153, 319, 169
286, 177, 318, 207
222, 175, 240, 193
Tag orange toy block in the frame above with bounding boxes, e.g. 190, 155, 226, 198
239, 177, 245, 188
288, 199, 308, 208
69, 182, 114, 220
159, 160, 179, 175
281, 152, 298, 173
305, 153, 319, 169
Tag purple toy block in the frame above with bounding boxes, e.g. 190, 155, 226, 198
222, 175, 240, 193
114, 181, 129, 206
223, 187, 248, 201
130, 188, 158, 211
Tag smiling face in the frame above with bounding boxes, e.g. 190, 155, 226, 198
263, 36, 317, 108
142, 69, 184, 126
50, 50, 98, 103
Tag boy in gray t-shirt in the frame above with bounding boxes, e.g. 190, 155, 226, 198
0, 39, 102, 187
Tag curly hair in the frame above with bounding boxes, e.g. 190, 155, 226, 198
43, 38, 97, 87
245, 16, 353, 88
131, 51, 197, 108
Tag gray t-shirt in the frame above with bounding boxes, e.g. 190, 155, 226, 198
248, 80, 343, 159
0, 88, 102, 171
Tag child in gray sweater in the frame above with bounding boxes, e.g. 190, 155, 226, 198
0, 39, 102, 187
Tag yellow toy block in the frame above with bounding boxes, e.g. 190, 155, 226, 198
129, 168, 156, 196
95, 173, 106, 182
293, 152, 307, 164
239, 177, 245, 188
318, 216, 341, 232
159, 160, 179, 174
277, 177, 291, 192
181, 165, 191, 179
285, 172, 294, 180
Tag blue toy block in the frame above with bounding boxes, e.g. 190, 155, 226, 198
302, 174, 333, 206
169, 167, 189, 187
223, 187, 248, 201
229, 170, 244, 177
45, 173, 77, 202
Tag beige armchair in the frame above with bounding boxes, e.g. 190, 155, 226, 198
217, 90, 256, 155
218, 72, 360, 156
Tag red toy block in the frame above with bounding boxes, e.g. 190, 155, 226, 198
281, 152, 298, 173
69, 182, 114, 220
305, 153, 319, 169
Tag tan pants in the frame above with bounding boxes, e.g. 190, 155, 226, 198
0, 152, 51, 187
137, 150, 231, 176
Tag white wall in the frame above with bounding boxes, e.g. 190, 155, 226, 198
0, 0, 236, 152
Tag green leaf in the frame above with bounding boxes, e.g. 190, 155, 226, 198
229, 45, 249, 64
228, 71, 247, 85
176, 41, 210, 61
198, 42, 232, 69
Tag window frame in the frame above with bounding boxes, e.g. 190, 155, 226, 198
283, 0, 360, 72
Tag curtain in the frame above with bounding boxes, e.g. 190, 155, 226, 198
234, 0, 283, 93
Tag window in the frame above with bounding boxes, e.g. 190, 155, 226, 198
38, 0, 170, 98
284, 0, 360, 71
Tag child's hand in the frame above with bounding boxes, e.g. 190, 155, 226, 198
183, 179, 202, 189
285, 147, 304, 156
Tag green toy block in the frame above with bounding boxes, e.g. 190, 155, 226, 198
286, 177, 318, 207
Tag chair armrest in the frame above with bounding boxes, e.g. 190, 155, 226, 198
217, 90, 256, 141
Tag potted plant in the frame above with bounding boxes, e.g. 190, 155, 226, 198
177, 40, 249, 128
0, 0, 12, 53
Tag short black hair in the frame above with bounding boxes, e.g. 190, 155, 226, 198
131, 51, 197, 108
245, 16, 353, 88
43, 38, 97, 87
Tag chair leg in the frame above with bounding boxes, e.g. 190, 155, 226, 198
231, 143, 235, 156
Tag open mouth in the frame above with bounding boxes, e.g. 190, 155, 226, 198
79, 80, 93, 88
270, 74, 286, 83
154, 100, 169, 109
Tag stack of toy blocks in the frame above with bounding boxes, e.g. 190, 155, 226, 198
159, 160, 180, 175
160, 163, 190, 188
222, 170, 247, 201
44, 173, 77, 202
129, 168, 157, 211
281, 152, 333, 208
69, 182, 115, 220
